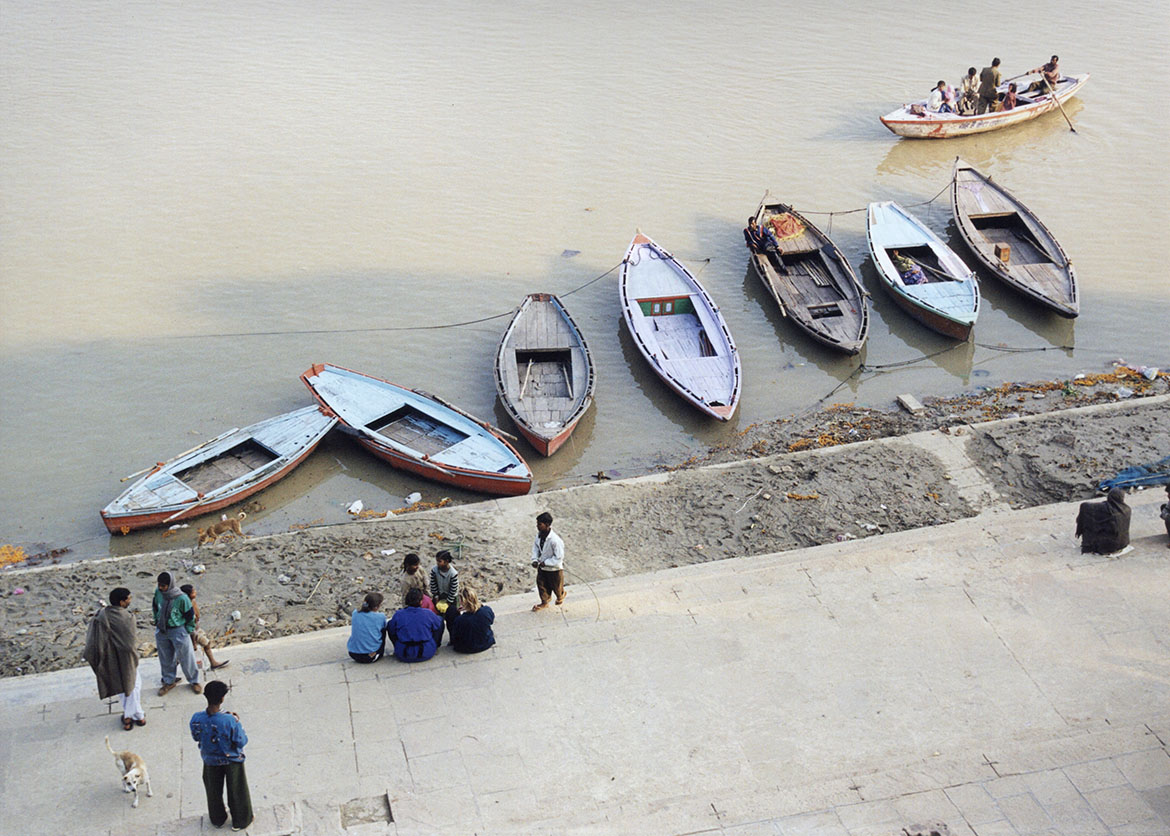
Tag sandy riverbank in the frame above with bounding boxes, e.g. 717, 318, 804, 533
1, 363, 1166, 679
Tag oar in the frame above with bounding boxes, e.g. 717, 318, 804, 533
118, 429, 237, 481
1003, 71, 1033, 83
908, 256, 962, 282
1044, 79, 1077, 133
518, 358, 534, 400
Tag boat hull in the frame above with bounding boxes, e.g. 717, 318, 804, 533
100, 405, 337, 534
351, 433, 532, 496
620, 232, 741, 421
100, 441, 322, 533
866, 201, 979, 340
747, 200, 869, 355
494, 293, 595, 457
886, 285, 974, 340
951, 158, 1078, 318
881, 74, 1089, 139
302, 363, 532, 497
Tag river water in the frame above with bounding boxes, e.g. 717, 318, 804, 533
1, 0, 1167, 560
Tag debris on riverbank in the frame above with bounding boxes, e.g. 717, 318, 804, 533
1, 364, 1165, 679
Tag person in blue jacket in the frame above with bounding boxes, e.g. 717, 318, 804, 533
347, 592, 389, 663
387, 588, 444, 662
190, 680, 252, 831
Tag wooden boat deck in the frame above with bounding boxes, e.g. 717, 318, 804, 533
176, 441, 277, 494
753, 203, 868, 353
496, 295, 594, 440
952, 161, 1076, 315
102, 405, 338, 529
621, 234, 740, 417
305, 364, 527, 475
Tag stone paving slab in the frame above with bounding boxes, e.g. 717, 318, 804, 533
0, 492, 1167, 835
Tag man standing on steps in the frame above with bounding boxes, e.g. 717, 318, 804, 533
191, 679, 253, 831
531, 511, 566, 611
153, 571, 201, 696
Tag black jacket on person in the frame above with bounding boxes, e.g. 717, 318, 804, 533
449, 606, 496, 654
1075, 488, 1131, 554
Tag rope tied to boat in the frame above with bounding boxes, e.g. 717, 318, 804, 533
801, 175, 957, 234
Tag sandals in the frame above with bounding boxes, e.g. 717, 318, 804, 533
210, 660, 230, 670
122, 717, 134, 731
134, 718, 146, 727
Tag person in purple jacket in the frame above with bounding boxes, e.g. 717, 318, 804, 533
387, 588, 445, 662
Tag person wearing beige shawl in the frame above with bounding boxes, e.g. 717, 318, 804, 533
83, 587, 145, 731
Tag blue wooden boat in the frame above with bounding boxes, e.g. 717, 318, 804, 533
620, 232, 741, 420
866, 201, 980, 340
101, 405, 338, 533
301, 363, 532, 496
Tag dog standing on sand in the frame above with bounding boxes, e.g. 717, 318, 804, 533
197, 512, 246, 547
105, 735, 152, 808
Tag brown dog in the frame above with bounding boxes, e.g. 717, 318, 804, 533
196, 512, 246, 547
105, 735, 152, 808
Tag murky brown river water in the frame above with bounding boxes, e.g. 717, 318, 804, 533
1, 0, 1167, 559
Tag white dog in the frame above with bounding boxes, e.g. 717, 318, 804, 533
105, 735, 152, 808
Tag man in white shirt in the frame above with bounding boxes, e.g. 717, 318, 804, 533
530, 512, 566, 611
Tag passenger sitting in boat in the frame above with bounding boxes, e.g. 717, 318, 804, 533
1000, 83, 1018, 111
957, 67, 978, 115
1024, 55, 1061, 94
927, 80, 954, 114
743, 217, 779, 254
890, 250, 926, 285
1075, 487, 1131, 555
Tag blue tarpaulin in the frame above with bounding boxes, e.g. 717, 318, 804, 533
1099, 455, 1170, 491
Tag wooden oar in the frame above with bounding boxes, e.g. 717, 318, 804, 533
518, 358, 534, 400
908, 256, 962, 282
1045, 79, 1077, 133
119, 429, 236, 481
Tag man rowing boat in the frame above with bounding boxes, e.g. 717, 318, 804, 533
1024, 55, 1062, 94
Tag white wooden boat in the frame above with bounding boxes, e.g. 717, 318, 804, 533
951, 158, 1078, 317
620, 232, 741, 420
494, 293, 595, 456
749, 196, 869, 354
101, 405, 337, 533
880, 73, 1089, 139
302, 363, 532, 496
866, 201, 980, 340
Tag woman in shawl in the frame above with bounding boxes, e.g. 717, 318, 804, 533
1075, 487, 1132, 554
83, 587, 145, 730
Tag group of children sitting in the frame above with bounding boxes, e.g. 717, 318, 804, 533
346, 550, 496, 663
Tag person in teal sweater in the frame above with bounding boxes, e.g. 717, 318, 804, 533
153, 571, 200, 696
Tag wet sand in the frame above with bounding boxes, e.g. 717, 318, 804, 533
1, 365, 1166, 679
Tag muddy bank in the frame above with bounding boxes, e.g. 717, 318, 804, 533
1, 365, 1165, 679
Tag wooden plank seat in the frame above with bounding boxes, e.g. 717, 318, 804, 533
175, 440, 278, 493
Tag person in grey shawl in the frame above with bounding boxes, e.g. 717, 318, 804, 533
83, 587, 145, 731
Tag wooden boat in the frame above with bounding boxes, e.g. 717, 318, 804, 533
494, 293, 595, 456
748, 196, 869, 354
101, 405, 337, 534
951, 158, 1078, 317
866, 201, 980, 340
620, 232, 741, 420
880, 73, 1089, 139
301, 363, 531, 496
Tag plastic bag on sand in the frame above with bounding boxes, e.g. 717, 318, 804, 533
405, 492, 422, 505
347, 500, 364, 515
